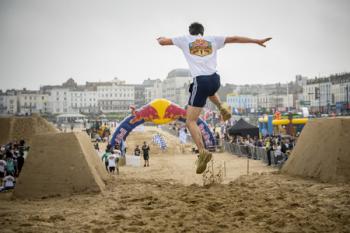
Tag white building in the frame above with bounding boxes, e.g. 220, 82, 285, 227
0, 92, 17, 115
330, 75, 350, 113
301, 74, 350, 113
227, 94, 258, 112
256, 94, 294, 112
17, 91, 49, 114
70, 90, 99, 114
47, 88, 72, 114
144, 79, 162, 103
162, 69, 192, 107
97, 81, 135, 113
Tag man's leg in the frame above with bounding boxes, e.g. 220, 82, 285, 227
208, 94, 231, 121
186, 105, 212, 174
186, 106, 205, 151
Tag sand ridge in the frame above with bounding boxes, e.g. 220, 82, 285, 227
282, 118, 350, 183
0, 115, 57, 145
14, 132, 108, 199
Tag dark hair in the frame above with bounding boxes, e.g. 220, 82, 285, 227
189, 22, 204, 36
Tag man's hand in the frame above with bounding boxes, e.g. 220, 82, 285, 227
256, 37, 272, 47
225, 36, 272, 47
157, 37, 173, 46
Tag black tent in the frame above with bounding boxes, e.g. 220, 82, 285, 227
228, 118, 259, 138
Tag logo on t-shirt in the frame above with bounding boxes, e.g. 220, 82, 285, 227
189, 39, 213, 57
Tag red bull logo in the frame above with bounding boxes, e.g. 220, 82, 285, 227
129, 104, 160, 124
129, 99, 187, 125
163, 103, 187, 120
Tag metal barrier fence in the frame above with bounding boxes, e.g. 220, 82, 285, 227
223, 141, 287, 166
160, 126, 287, 166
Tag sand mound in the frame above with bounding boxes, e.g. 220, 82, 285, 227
282, 118, 350, 183
0, 115, 57, 145
0, 117, 11, 145
14, 132, 108, 199
125, 126, 182, 155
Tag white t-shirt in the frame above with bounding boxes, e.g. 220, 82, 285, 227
275, 146, 282, 156
113, 150, 121, 158
108, 154, 116, 167
0, 160, 7, 173
172, 35, 225, 77
179, 129, 187, 144
3, 175, 15, 187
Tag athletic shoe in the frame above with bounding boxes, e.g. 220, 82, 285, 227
196, 149, 212, 174
219, 106, 232, 121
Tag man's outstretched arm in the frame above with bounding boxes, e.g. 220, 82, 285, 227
157, 37, 173, 46
224, 36, 272, 47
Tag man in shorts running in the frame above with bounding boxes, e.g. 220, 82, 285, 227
157, 22, 271, 174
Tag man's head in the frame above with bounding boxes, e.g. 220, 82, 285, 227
189, 22, 204, 36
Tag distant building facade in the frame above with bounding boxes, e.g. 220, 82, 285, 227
162, 69, 192, 107
302, 73, 350, 114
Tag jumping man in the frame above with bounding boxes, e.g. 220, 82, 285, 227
157, 22, 271, 174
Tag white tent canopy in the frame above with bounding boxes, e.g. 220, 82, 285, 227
56, 113, 87, 123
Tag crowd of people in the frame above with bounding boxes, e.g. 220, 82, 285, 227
0, 139, 28, 192
225, 134, 296, 166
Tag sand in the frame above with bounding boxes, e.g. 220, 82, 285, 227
14, 132, 108, 199
282, 118, 350, 183
1, 173, 349, 233
125, 126, 183, 156
0, 117, 11, 145
1, 126, 349, 232
0, 115, 57, 145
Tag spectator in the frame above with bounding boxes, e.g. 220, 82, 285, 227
108, 153, 117, 174
142, 141, 150, 167
134, 145, 141, 156
0, 158, 6, 186
274, 142, 282, 165
265, 139, 272, 166
16, 151, 25, 176
94, 142, 100, 152
101, 149, 111, 172
215, 132, 220, 147
0, 175, 15, 192
5, 157, 16, 176
113, 149, 121, 175
179, 128, 187, 153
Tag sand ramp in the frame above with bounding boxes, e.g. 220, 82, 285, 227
126, 126, 182, 155
0, 115, 57, 145
282, 118, 350, 183
14, 132, 108, 199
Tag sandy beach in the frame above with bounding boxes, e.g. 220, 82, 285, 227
1, 171, 349, 233
0, 123, 349, 233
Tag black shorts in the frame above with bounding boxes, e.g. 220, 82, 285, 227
143, 155, 149, 161
109, 167, 115, 172
188, 73, 221, 107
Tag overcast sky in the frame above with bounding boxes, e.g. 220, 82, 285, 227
0, 0, 349, 90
